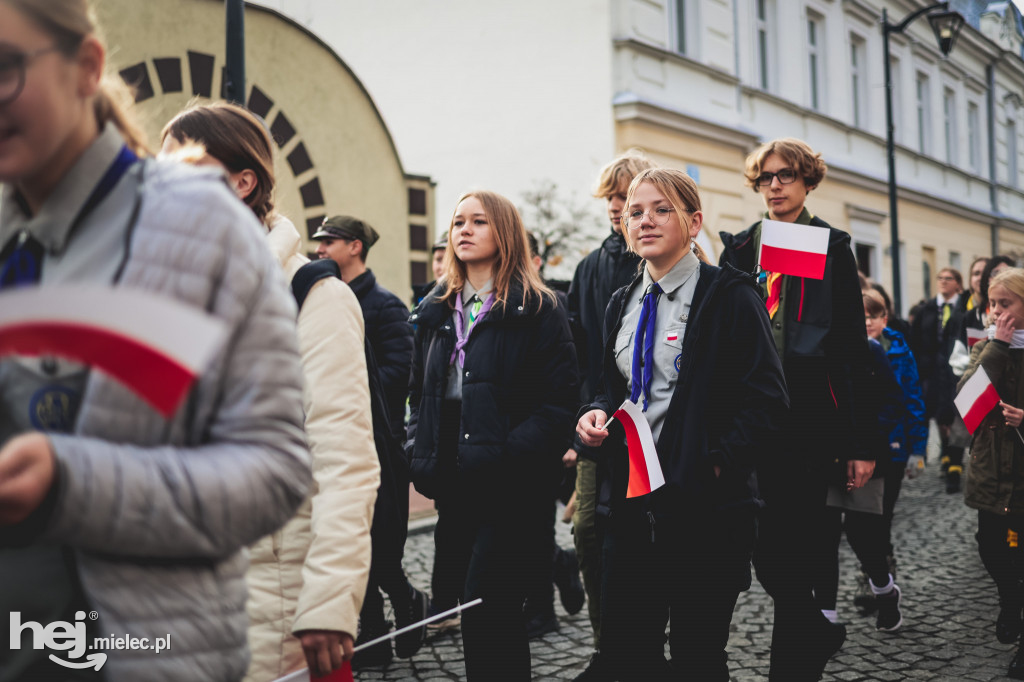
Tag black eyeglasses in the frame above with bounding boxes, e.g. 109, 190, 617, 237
754, 168, 798, 189
0, 46, 61, 106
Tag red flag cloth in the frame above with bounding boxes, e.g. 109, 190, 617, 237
0, 287, 226, 417
955, 366, 1001, 433
758, 219, 830, 280
967, 327, 987, 348
612, 399, 666, 498
313, 662, 354, 682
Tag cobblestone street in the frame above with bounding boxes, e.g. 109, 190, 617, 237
360, 457, 1015, 681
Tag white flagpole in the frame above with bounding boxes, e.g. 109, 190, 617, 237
270, 600, 483, 682
353, 598, 482, 653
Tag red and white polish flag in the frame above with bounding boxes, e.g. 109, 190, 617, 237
0, 286, 227, 417
758, 219, 830, 280
955, 366, 1001, 434
611, 398, 666, 498
967, 327, 987, 348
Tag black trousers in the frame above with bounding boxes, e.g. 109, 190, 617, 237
600, 501, 753, 681
813, 506, 890, 610
754, 471, 837, 681
434, 496, 547, 681
977, 510, 1024, 609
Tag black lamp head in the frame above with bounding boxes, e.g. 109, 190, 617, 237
928, 10, 965, 57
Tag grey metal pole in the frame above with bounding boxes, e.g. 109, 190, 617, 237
224, 0, 246, 103
883, 8, 903, 317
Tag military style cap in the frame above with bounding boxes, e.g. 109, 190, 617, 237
312, 215, 380, 248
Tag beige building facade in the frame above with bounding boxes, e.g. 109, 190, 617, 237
95, 0, 433, 299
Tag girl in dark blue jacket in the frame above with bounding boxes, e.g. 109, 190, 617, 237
407, 190, 578, 681
577, 168, 787, 680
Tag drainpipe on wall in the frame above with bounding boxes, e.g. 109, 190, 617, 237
987, 60, 999, 255
224, 0, 246, 104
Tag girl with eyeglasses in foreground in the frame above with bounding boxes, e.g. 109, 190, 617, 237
577, 168, 786, 680
0, 2, 310, 679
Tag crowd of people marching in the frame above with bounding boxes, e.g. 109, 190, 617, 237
3, 1, 1024, 681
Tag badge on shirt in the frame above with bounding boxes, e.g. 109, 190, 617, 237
29, 385, 80, 432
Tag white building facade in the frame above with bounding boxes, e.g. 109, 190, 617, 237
253, 0, 1024, 309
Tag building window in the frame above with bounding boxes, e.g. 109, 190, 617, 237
855, 242, 875, 278
950, 251, 962, 272
755, 0, 774, 90
850, 36, 866, 127
916, 72, 931, 155
408, 188, 427, 216
807, 14, 824, 111
1010, 119, 1019, 188
943, 87, 957, 165
409, 224, 428, 251
674, 0, 688, 55
968, 101, 981, 172
410, 261, 428, 286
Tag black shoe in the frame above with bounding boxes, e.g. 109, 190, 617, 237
573, 652, 614, 682
853, 569, 877, 616
1010, 645, 1024, 680
875, 585, 903, 632
946, 469, 962, 494
352, 620, 393, 670
394, 587, 430, 658
525, 610, 559, 639
554, 547, 586, 616
809, 620, 847, 676
998, 604, 1023, 644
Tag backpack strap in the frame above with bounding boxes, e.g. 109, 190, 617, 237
291, 259, 341, 311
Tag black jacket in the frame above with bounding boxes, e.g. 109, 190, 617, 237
590, 262, 788, 515
719, 217, 872, 467
349, 269, 414, 435
568, 230, 642, 402
908, 297, 962, 423
406, 282, 579, 502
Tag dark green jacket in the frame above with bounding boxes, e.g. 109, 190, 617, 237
961, 339, 1024, 515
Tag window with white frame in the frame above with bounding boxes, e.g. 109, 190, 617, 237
916, 72, 931, 155
755, 0, 775, 91
808, 12, 825, 111
943, 87, 957, 165
968, 101, 981, 172
850, 35, 866, 127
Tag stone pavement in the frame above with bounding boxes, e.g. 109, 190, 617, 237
361, 463, 1015, 681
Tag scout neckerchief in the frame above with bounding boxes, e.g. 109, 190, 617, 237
630, 282, 663, 411
0, 145, 138, 289
450, 289, 495, 366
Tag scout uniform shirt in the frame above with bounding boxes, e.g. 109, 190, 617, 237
613, 249, 700, 443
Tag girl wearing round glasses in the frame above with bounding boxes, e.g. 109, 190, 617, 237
718, 138, 875, 678
407, 190, 578, 680
0, 2, 310, 679
577, 168, 786, 680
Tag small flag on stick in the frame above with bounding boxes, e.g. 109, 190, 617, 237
967, 327, 987, 348
758, 219, 830, 280
955, 366, 1001, 434
611, 399, 666, 498
0, 287, 227, 417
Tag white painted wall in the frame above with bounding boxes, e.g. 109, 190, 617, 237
249, 0, 617, 249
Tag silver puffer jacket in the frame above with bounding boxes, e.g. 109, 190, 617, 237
33, 159, 311, 680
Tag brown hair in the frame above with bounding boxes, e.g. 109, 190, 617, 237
593, 149, 657, 199
622, 168, 711, 265
441, 190, 554, 311
990, 268, 1024, 304
744, 138, 827, 191
863, 290, 887, 319
162, 102, 277, 225
938, 267, 963, 290
4, 0, 149, 156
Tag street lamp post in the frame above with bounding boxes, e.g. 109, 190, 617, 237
882, 2, 964, 316
224, 0, 246, 104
